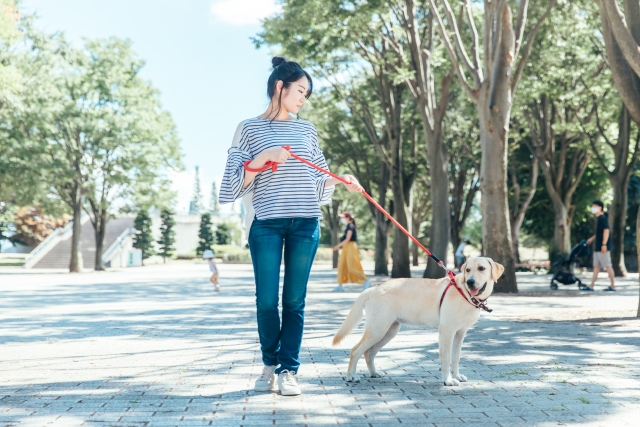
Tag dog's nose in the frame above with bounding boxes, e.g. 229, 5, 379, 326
466, 278, 475, 287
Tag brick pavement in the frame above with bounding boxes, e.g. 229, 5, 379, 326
1, 263, 639, 427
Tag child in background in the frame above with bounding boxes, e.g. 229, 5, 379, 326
203, 249, 219, 292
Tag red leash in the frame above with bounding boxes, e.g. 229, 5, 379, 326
243, 146, 491, 313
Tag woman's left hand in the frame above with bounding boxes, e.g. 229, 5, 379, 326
341, 175, 363, 193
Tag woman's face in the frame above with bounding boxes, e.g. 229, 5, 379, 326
276, 76, 309, 115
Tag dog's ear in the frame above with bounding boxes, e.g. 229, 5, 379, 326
489, 259, 505, 282
456, 261, 467, 285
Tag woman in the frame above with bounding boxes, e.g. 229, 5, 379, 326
219, 57, 362, 396
332, 212, 371, 292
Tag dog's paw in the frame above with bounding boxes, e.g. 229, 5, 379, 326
346, 374, 360, 382
453, 373, 467, 382
369, 371, 383, 378
443, 376, 459, 386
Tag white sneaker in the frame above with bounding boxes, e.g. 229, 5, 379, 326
332, 285, 345, 292
362, 280, 371, 290
254, 365, 277, 391
214, 285, 220, 292
278, 369, 301, 396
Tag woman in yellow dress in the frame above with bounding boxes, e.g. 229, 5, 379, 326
332, 212, 371, 292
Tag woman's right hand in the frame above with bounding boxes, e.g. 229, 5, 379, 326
259, 147, 291, 164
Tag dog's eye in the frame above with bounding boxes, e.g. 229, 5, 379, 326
466, 268, 471, 273
478, 266, 485, 271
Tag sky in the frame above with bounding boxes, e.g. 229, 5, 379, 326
22, 0, 281, 214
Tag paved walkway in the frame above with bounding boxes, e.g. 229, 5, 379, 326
1, 263, 639, 427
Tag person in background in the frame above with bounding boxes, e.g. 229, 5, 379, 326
583, 200, 615, 291
203, 249, 219, 292
332, 212, 371, 292
455, 239, 471, 271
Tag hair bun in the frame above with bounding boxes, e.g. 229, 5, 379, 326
271, 56, 286, 69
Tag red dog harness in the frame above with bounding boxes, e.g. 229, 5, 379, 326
439, 274, 492, 313
244, 146, 492, 313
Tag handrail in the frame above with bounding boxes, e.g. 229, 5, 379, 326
24, 213, 88, 269
101, 227, 136, 264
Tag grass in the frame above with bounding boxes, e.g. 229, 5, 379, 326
497, 368, 529, 377
0, 253, 27, 267
578, 397, 590, 404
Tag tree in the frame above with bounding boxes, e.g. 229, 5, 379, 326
190, 166, 203, 215
215, 222, 230, 246
379, 0, 454, 278
133, 209, 155, 263
321, 199, 345, 269
430, 0, 558, 292
9, 206, 69, 247
585, 103, 640, 276
597, 0, 640, 315
444, 94, 481, 256
157, 209, 176, 263
210, 181, 220, 214
308, 88, 393, 275
258, 1, 417, 278
78, 38, 181, 270
523, 94, 592, 258
198, 212, 214, 255
508, 136, 539, 263
13, 32, 92, 273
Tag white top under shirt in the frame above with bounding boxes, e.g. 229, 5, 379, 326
219, 118, 335, 231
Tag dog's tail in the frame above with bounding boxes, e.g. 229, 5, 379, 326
332, 287, 375, 346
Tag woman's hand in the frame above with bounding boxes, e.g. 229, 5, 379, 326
341, 175, 363, 193
259, 147, 291, 164
332, 245, 340, 251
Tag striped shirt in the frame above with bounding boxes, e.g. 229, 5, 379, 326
219, 118, 335, 225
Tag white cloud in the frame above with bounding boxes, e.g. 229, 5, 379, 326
210, 0, 281, 26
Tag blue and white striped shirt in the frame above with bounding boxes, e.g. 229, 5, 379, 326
219, 118, 335, 224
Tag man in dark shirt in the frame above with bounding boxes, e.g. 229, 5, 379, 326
583, 200, 615, 291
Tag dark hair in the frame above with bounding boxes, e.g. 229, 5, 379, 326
592, 200, 604, 209
341, 212, 357, 228
266, 56, 313, 120
464, 240, 471, 244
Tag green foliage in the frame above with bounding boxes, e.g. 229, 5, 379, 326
197, 212, 214, 255
209, 181, 220, 214
157, 209, 176, 260
133, 209, 155, 260
1, 9, 181, 248
214, 222, 230, 246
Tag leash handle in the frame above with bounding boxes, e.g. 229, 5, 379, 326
243, 146, 293, 173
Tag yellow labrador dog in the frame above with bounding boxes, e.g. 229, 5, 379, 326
333, 257, 504, 386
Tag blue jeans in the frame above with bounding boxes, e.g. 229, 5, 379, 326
248, 217, 320, 374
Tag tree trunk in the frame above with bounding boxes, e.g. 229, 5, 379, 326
94, 212, 107, 271
410, 191, 420, 267
69, 194, 82, 273
424, 126, 450, 279
375, 213, 390, 275
478, 94, 517, 293
637, 205, 640, 317
511, 224, 521, 264
552, 202, 571, 256
609, 175, 629, 276
391, 174, 411, 278
450, 230, 461, 265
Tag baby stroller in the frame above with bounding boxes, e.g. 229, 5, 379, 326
550, 239, 590, 290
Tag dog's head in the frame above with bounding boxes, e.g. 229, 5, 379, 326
455, 257, 504, 300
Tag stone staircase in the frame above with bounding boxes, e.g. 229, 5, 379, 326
32, 217, 134, 269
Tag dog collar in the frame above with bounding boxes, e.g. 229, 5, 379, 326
439, 278, 493, 313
